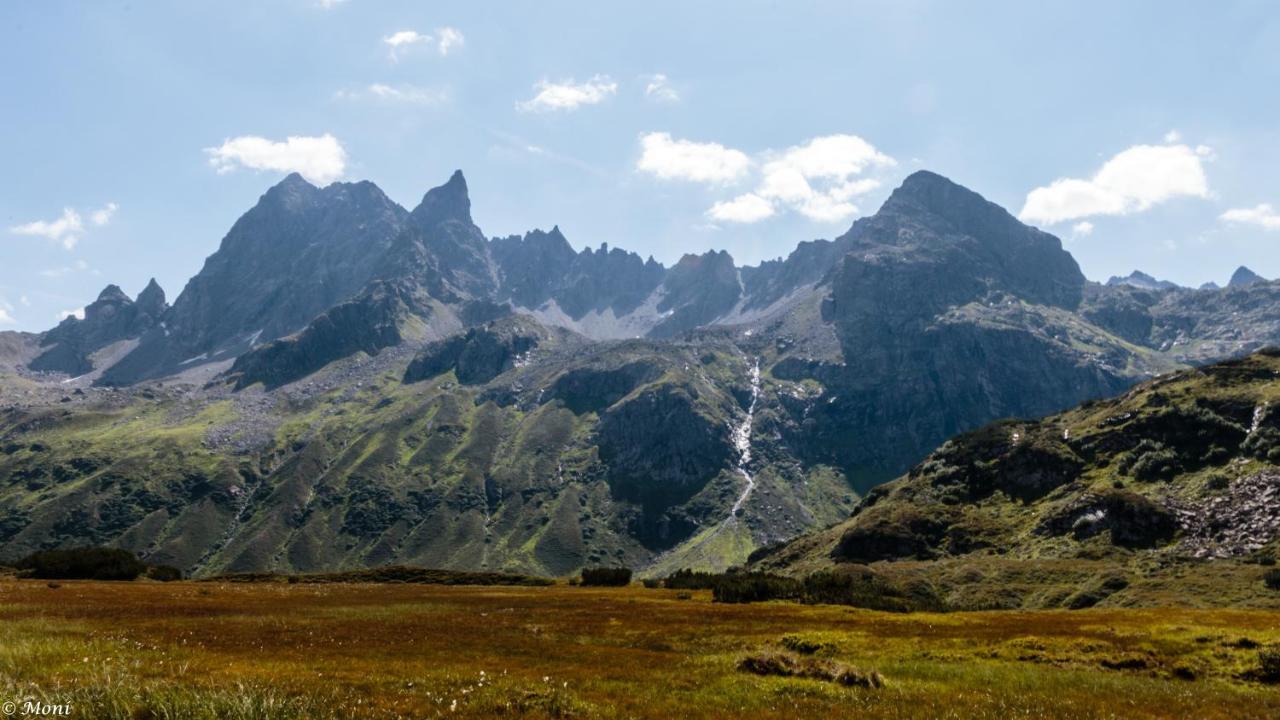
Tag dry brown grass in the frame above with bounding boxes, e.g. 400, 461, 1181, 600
1, 579, 1278, 718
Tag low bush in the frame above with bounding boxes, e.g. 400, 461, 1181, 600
712, 573, 802, 603
211, 566, 554, 587
738, 651, 884, 688
803, 568, 945, 613
1256, 647, 1280, 684
662, 569, 724, 590
146, 564, 183, 582
781, 634, 836, 656
580, 567, 632, 587
1264, 569, 1280, 590
17, 547, 147, 581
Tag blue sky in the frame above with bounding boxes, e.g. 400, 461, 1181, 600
3, 1, 1280, 331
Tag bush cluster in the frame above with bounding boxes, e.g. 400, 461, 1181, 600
580, 567, 632, 586
1264, 569, 1280, 591
17, 547, 147, 581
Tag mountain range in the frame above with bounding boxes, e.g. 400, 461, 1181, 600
4, 169, 1280, 577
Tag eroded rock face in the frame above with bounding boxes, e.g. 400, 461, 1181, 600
546, 360, 665, 414
595, 383, 734, 547
229, 281, 415, 390
403, 317, 545, 386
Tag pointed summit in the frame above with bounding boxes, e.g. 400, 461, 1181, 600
96, 284, 131, 303
883, 170, 998, 222
412, 169, 471, 227
1229, 266, 1266, 288
136, 278, 167, 317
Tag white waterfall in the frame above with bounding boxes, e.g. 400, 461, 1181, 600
727, 358, 761, 522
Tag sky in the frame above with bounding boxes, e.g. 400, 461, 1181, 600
3, 1, 1280, 332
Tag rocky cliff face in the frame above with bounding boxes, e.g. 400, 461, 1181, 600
30, 281, 168, 375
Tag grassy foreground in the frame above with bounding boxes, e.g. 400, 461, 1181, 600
1, 579, 1278, 719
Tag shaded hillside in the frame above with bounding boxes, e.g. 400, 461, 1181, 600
755, 349, 1280, 583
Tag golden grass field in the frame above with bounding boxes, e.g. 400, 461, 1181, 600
1, 578, 1278, 719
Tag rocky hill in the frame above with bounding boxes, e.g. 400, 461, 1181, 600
752, 349, 1280, 605
4, 170, 1280, 577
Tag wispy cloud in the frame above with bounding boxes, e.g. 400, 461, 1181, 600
517, 76, 617, 112
58, 307, 85, 321
1019, 136, 1213, 225
10, 208, 83, 249
40, 259, 92, 279
91, 202, 118, 226
487, 129, 608, 178
335, 83, 450, 106
7, 201, 114, 250
1221, 203, 1280, 231
383, 27, 464, 61
644, 74, 680, 103
205, 134, 347, 185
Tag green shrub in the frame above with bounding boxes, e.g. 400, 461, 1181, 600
580, 567, 632, 587
1130, 445, 1181, 481
662, 569, 724, 590
146, 564, 183, 582
17, 547, 147, 581
712, 573, 802, 603
641, 578, 660, 589
1258, 647, 1280, 683
781, 634, 836, 655
1265, 569, 1280, 590
738, 651, 884, 688
803, 568, 945, 612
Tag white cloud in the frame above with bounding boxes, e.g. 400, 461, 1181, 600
752, 135, 894, 222
58, 307, 85, 321
317, 0, 346, 7
384, 30, 429, 60
517, 76, 618, 112
1072, 221, 1095, 237
1019, 140, 1212, 225
435, 27, 464, 56
10, 208, 83, 250
1163, 130, 1182, 143
644, 74, 680, 103
1221, 203, 1280, 231
205, 134, 347, 185
19, 295, 30, 307
639, 132, 893, 224
383, 28, 463, 60
636, 132, 751, 184
0, 298, 13, 325
708, 193, 775, 223
90, 202, 118, 226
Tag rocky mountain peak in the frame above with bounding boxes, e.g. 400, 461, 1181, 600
1229, 265, 1266, 288
1106, 270, 1179, 291
136, 278, 167, 316
412, 169, 471, 227
95, 284, 131, 304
